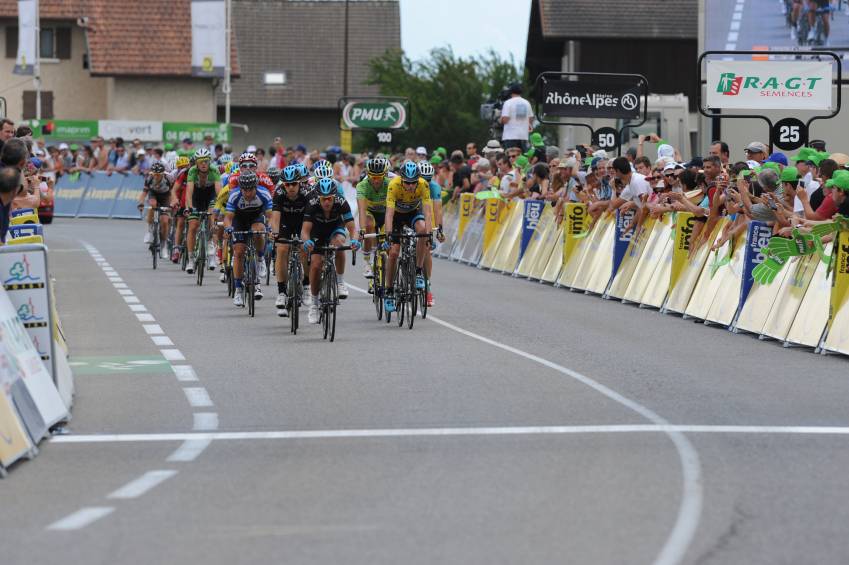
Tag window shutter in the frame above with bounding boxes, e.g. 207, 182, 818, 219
22, 91, 54, 119
56, 28, 71, 59
22, 91, 34, 119
5, 26, 18, 59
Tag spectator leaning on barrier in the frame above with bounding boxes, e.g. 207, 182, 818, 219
607, 156, 651, 234
0, 167, 20, 242
449, 151, 472, 200
500, 82, 533, 151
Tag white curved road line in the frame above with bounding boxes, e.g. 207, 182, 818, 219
347, 283, 702, 565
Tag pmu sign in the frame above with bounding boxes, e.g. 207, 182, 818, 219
340, 99, 408, 130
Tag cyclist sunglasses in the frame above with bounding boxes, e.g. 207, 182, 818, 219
240, 162, 258, 169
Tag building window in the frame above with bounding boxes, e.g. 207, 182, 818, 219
4, 26, 70, 60
263, 71, 287, 86
22, 91, 54, 120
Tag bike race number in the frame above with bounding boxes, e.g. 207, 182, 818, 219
770, 117, 808, 152
377, 131, 392, 144
592, 127, 620, 152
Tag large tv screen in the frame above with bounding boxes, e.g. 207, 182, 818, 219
705, 0, 849, 53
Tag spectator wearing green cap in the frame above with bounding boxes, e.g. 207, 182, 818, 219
778, 166, 804, 214
798, 168, 849, 221
524, 132, 546, 165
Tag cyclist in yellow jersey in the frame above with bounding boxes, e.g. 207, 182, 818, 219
381, 160, 432, 313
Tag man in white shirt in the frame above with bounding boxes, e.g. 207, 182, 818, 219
499, 83, 533, 151
607, 156, 651, 234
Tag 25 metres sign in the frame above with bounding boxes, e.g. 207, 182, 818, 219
706, 60, 833, 111
540, 77, 643, 120
341, 99, 408, 130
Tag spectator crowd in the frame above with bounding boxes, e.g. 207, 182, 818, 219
3, 106, 849, 253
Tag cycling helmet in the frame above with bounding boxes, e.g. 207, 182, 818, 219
399, 160, 420, 182
294, 162, 309, 180
313, 160, 333, 180
238, 152, 258, 166
417, 161, 435, 181
194, 148, 211, 161
239, 171, 258, 190
266, 166, 281, 184
176, 156, 190, 169
281, 165, 300, 183
219, 153, 233, 164
316, 177, 337, 197
150, 162, 166, 174
366, 157, 390, 176
189, 156, 197, 166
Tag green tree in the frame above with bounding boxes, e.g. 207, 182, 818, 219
359, 47, 523, 154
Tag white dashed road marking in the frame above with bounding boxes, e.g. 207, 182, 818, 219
107, 470, 178, 499
47, 507, 115, 531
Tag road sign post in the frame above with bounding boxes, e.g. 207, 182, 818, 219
697, 51, 841, 153
338, 97, 409, 149
534, 71, 649, 156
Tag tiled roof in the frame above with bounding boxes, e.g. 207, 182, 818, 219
221, 0, 400, 109
538, 0, 697, 40
0, 0, 239, 77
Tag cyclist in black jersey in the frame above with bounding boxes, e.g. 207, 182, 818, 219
271, 165, 312, 316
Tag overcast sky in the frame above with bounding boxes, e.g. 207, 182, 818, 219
399, 0, 532, 65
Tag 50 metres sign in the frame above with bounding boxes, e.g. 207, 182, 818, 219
341, 99, 408, 130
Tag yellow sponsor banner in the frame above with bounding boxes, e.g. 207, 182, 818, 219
823, 232, 849, 353
570, 213, 614, 292
10, 214, 39, 226
760, 255, 819, 341
456, 193, 475, 241
622, 214, 671, 304
489, 202, 526, 273
583, 216, 617, 295
669, 212, 695, 293
607, 217, 656, 300
481, 197, 505, 257
665, 219, 723, 314
785, 244, 832, 348
539, 225, 565, 283
705, 231, 747, 326
684, 229, 736, 321
562, 203, 589, 267
479, 200, 519, 269
557, 213, 599, 288
516, 206, 553, 277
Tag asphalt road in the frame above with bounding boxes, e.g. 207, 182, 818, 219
1, 218, 849, 565
706, 0, 849, 52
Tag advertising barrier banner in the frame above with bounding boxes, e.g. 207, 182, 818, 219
669, 213, 695, 292
706, 60, 833, 111
481, 197, 503, 256
112, 175, 146, 219
612, 209, 636, 276
53, 174, 89, 217
739, 221, 771, 308
77, 173, 122, 218
520, 200, 545, 260
562, 203, 589, 267
456, 194, 475, 241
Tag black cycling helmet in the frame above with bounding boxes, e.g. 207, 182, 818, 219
239, 170, 258, 190
266, 166, 281, 184
150, 162, 166, 174
366, 157, 390, 176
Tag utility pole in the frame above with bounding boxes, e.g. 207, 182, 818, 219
224, 0, 232, 125
34, 0, 41, 120
343, 0, 349, 98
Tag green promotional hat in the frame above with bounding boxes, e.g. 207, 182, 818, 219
430, 155, 442, 165
515, 155, 529, 171
761, 161, 781, 174
69, 143, 79, 151
529, 132, 544, 148
164, 143, 174, 151
779, 166, 800, 182
584, 157, 594, 168
791, 147, 826, 166
826, 169, 849, 191
435, 146, 448, 158
737, 169, 754, 181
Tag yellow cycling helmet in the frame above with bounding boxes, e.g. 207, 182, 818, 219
176, 156, 190, 169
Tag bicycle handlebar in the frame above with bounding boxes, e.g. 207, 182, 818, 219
230, 230, 267, 236
314, 245, 354, 252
